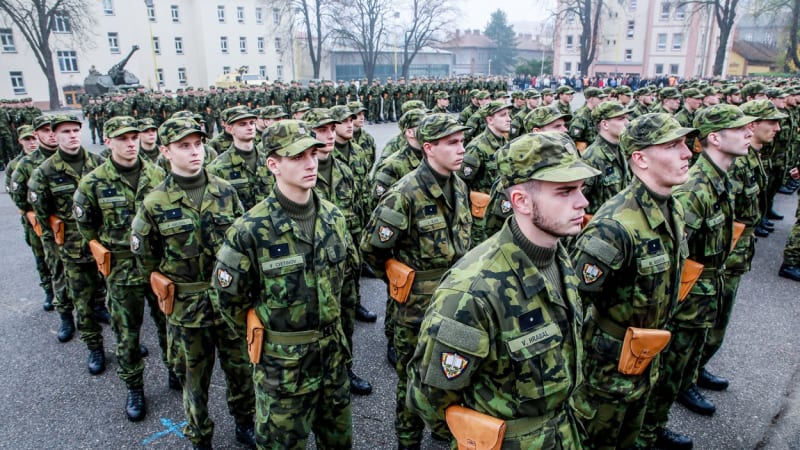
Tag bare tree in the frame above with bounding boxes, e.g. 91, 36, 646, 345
398, 0, 457, 79
677, 0, 742, 76
748, 0, 799, 71
556, 0, 604, 76
330, 0, 392, 82
265, 0, 336, 79
0, 0, 95, 109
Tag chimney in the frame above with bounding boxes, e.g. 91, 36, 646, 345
465, 29, 471, 36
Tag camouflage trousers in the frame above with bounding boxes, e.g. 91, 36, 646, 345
167, 322, 254, 446
394, 323, 425, 447
88, 120, 100, 143
700, 274, 742, 370
571, 384, 650, 450
502, 410, 583, 450
783, 193, 800, 266
107, 282, 168, 388
766, 154, 787, 214
20, 219, 52, 294
253, 335, 352, 449
381, 98, 396, 122
42, 236, 67, 312
367, 98, 380, 122
0, 132, 14, 164
62, 259, 104, 349
341, 270, 358, 358
638, 326, 708, 447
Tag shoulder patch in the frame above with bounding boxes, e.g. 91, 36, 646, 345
580, 234, 620, 267
582, 263, 604, 285
376, 205, 407, 228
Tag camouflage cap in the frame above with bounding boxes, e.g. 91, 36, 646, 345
416, 113, 470, 144
659, 87, 681, 99
401, 99, 427, 114
468, 89, 480, 97
701, 86, 719, 97
347, 101, 367, 114
693, 104, 757, 139
556, 85, 575, 95
615, 85, 633, 96
722, 86, 741, 96
591, 101, 628, 125
475, 90, 492, 100
484, 100, 512, 116
290, 101, 311, 114
137, 118, 158, 130
171, 110, 195, 119
104, 116, 140, 138
303, 108, 340, 128
540, 88, 555, 96
634, 87, 651, 97
262, 120, 324, 157
524, 106, 572, 130
260, 105, 288, 119
524, 89, 541, 99
399, 108, 427, 131
158, 118, 206, 145
767, 88, 788, 99
584, 87, 604, 99
32, 115, 51, 131
742, 82, 767, 98
510, 91, 524, 99
497, 132, 600, 186
330, 105, 356, 122
740, 99, 788, 120
223, 106, 257, 124
434, 91, 450, 100
682, 88, 704, 99
49, 114, 82, 130
620, 113, 698, 157
17, 125, 35, 139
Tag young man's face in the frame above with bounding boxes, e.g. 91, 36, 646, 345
163, 133, 205, 176
437, 98, 449, 109
226, 118, 257, 144
750, 119, 780, 145
603, 116, 629, 140
543, 94, 554, 104
537, 118, 568, 133
269, 147, 319, 193
335, 116, 354, 140
424, 131, 465, 175
35, 125, 57, 148
353, 111, 366, 129
638, 137, 693, 190
487, 109, 512, 134
106, 131, 140, 166
139, 128, 158, 146
19, 135, 39, 154
662, 97, 681, 113
55, 123, 82, 153
715, 125, 752, 158
521, 179, 589, 239
313, 123, 337, 157
526, 98, 540, 108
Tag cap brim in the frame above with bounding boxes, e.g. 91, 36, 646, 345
19, 132, 35, 139
166, 129, 206, 145
274, 136, 325, 157
107, 126, 141, 138
429, 124, 470, 142
653, 126, 699, 146
532, 161, 601, 182
229, 114, 258, 123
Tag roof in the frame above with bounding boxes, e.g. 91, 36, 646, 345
440, 30, 497, 49
732, 40, 778, 65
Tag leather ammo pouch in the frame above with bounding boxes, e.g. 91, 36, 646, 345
88, 240, 112, 277
49, 215, 65, 245
150, 271, 175, 315
617, 327, 672, 376
731, 221, 745, 250
446, 405, 507, 450
575, 141, 588, 153
25, 211, 42, 237
582, 214, 593, 229
469, 191, 491, 219
246, 309, 265, 364
678, 259, 704, 302
385, 258, 415, 304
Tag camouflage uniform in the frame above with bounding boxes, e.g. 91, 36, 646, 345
568, 88, 603, 148
212, 120, 355, 449
580, 103, 632, 215
74, 118, 168, 390
131, 119, 254, 448
458, 101, 510, 194
570, 115, 693, 449
361, 115, 472, 447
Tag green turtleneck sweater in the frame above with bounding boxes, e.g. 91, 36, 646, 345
510, 217, 564, 298
173, 171, 207, 208
111, 157, 142, 189
275, 187, 316, 238
235, 146, 258, 173
59, 148, 85, 176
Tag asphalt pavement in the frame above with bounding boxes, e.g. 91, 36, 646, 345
0, 115, 798, 449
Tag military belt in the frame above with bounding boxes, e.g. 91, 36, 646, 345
503, 407, 562, 437
414, 268, 448, 282
264, 322, 338, 345
174, 281, 210, 294
588, 305, 627, 341
701, 266, 725, 277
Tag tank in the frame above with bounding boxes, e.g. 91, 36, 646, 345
83, 45, 141, 96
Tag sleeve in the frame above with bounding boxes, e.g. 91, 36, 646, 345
10, 163, 30, 211
131, 206, 161, 276
570, 218, 627, 295
457, 144, 482, 183
73, 180, 100, 242
674, 189, 703, 242
212, 222, 255, 335
359, 191, 409, 279
27, 168, 52, 240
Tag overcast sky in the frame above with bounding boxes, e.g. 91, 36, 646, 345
458, 0, 556, 30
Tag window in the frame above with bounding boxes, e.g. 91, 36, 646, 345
178, 67, 186, 85
566, 12, 574, 24
10, 71, 25, 95
103, 0, 114, 15
274, 37, 282, 51
220, 36, 228, 53
259, 65, 267, 78
630, 0, 637, 11
157, 68, 164, 86
257, 37, 265, 53
237, 6, 245, 23
217, 5, 225, 22
625, 49, 632, 61
564, 62, 572, 76
147, 4, 156, 21
223, 66, 231, 74
273, 8, 280, 24
53, 13, 72, 33
152, 36, 160, 54
276, 64, 283, 79
171, 5, 179, 23
255, 7, 263, 24
657, 33, 667, 50
57, 50, 79, 72
655, 63, 664, 75
565, 35, 573, 50
670, 64, 679, 75
240, 36, 247, 53
108, 32, 119, 53
175, 37, 183, 54
627, 21, 635, 38
660, 2, 670, 20
1, 29, 15, 52
672, 33, 683, 50
675, 4, 686, 19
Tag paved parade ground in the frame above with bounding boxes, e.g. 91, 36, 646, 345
0, 117, 799, 449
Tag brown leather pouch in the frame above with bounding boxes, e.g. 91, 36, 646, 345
25, 211, 42, 237
469, 191, 491, 219
150, 271, 175, 315
731, 221, 745, 250
88, 240, 112, 277
678, 259, 704, 302
692, 139, 703, 153
246, 309, 264, 364
385, 258, 415, 304
49, 216, 65, 245
582, 214, 593, 229
446, 405, 507, 450
576, 141, 588, 153
617, 327, 672, 375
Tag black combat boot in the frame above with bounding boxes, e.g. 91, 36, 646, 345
697, 368, 729, 391
125, 387, 146, 422
655, 428, 693, 449
355, 304, 377, 322
234, 419, 257, 449
57, 312, 75, 343
349, 369, 373, 395
139, 344, 149, 358
677, 384, 715, 416
93, 302, 111, 324
88, 348, 106, 375
43, 289, 54, 311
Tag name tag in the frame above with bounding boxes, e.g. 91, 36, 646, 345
639, 253, 669, 269
99, 196, 127, 204
418, 216, 445, 228
158, 218, 194, 232
707, 213, 725, 228
262, 254, 304, 271
507, 322, 560, 353
52, 183, 75, 193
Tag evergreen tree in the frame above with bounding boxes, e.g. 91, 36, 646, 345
483, 10, 518, 75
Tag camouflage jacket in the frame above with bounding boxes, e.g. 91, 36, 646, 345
206, 145, 272, 211
581, 135, 631, 214
458, 103, 478, 125
74, 156, 166, 285
156, 144, 218, 173
9, 147, 57, 212
371, 143, 423, 203
333, 140, 371, 222
352, 128, 376, 169
459, 127, 507, 194
360, 159, 472, 327
4, 153, 24, 193
463, 110, 487, 143
571, 177, 687, 400
28, 148, 105, 262
672, 152, 734, 328
568, 105, 595, 145
724, 147, 766, 274
407, 220, 583, 440
673, 107, 698, 152
315, 157, 364, 237
627, 102, 650, 120
376, 132, 405, 166
207, 132, 233, 155
510, 106, 531, 138
212, 190, 356, 394
472, 179, 513, 246
131, 171, 244, 327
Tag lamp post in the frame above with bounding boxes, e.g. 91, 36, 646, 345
488, 58, 492, 76
144, 0, 160, 89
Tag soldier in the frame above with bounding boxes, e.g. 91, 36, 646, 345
524, 106, 572, 134
381, 77, 397, 122
131, 117, 256, 450
674, 88, 705, 153
459, 100, 511, 196
510, 89, 540, 139
136, 118, 161, 163
259, 105, 287, 129
616, 85, 634, 107
408, 132, 599, 448
569, 87, 606, 151
463, 91, 493, 142
73, 116, 171, 421
570, 113, 696, 449
331, 105, 372, 213
207, 106, 271, 211
207, 107, 235, 155
290, 101, 311, 120
348, 101, 377, 171
431, 91, 450, 114
628, 87, 654, 120
651, 87, 682, 115
28, 115, 107, 371
457, 89, 481, 125
552, 85, 575, 119
5, 125, 37, 189
376, 99, 428, 167
361, 114, 472, 449
581, 101, 631, 214
701, 86, 720, 108
87, 97, 102, 144
211, 120, 354, 448
540, 87, 556, 108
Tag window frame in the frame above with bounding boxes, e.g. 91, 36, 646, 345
171, 4, 180, 23
255, 7, 263, 24
257, 36, 265, 54
218, 5, 225, 23
220, 36, 229, 53
10, 71, 25, 95
108, 32, 120, 54
152, 36, 161, 55
237, 6, 245, 23
56, 50, 79, 73
103, 0, 114, 15
0, 28, 16, 52
672, 33, 683, 50
656, 33, 667, 51
178, 67, 187, 85
174, 37, 184, 55
240, 36, 247, 54
53, 13, 72, 33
